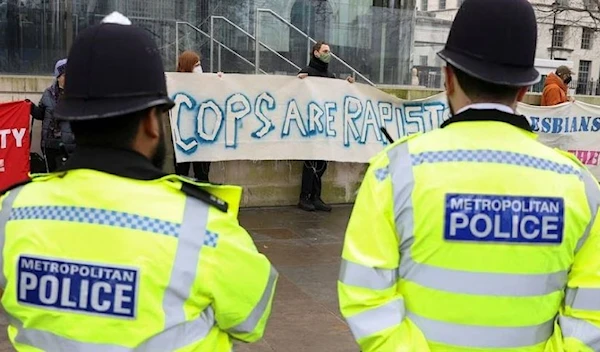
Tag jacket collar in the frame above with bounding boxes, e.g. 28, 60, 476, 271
309, 56, 329, 73
441, 109, 533, 132
456, 103, 514, 115
59, 146, 167, 180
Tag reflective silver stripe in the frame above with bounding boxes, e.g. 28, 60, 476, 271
565, 287, 600, 311
0, 186, 25, 288
576, 171, 600, 252
387, 143, 415, 250
339, 259, 398, 290
399, 254, 567, 296
227, 265, 278, 335
345, 299, 405, 340
163, 196, 210, 330
388, 143, 568, 297
11, 307, 215, 352
408, 311, 554, 348
560, 316, 600, 350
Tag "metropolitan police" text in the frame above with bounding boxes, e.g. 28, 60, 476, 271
444, 194, 564, 244
17, 256, 138, 318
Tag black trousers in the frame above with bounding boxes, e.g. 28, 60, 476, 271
300, 160, 327, 200
43, 148, 63, 172
175, 162, 211, 183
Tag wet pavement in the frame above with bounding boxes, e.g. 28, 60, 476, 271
0, 205, 358, 352
235, 205, 357, 352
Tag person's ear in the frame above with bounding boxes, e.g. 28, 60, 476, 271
444, 66, 455, 95
516, 86, 529, 102
141, 108, 161, 139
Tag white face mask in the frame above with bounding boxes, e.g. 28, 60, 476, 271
193, 65, 203, 74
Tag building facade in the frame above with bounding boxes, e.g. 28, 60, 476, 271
416, 0, 461, 18
531, 0, 600, 94
0, 0, 418, 85
412, 11, 451, 88
417, 0, 600, 95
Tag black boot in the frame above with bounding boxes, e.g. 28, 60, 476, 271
298, 194, 316, 212
313, 197, 332, 212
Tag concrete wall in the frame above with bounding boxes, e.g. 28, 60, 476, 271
4, 75, 600, 207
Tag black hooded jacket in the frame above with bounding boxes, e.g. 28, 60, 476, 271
299, 56, 336, 78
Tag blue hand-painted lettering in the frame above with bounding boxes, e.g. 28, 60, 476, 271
308, 102, 325, 135
282, 99, 307, 137
530, 116, 600, 133
252, 92, 276, 139
196, 100, 223, 143
593, 117, 600, 132
225, 94, 252, 149
423, 103, 448, 128
324, 102, 338, 138
394, 107, 406, 140
529, 116, 540, 132
343, 96, 362, 147
404, 104, 426, 135
580, 116, 592, 132
169, 90, 460, 154
172, 93, 199, 155
360, 100, 382, 144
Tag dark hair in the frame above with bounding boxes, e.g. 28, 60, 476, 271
451, 65, 521, 103
311, 41, 328, 56
70, 108, 151, 149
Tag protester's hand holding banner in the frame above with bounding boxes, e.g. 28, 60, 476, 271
0, 101, 31, 190
167, 73, 600, 179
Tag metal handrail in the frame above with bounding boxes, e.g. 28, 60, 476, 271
210, 16, 300, 74
255, 8, 375, 86
175, 21, 266, 74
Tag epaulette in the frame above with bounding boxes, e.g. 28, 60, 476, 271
0, 179, 31, 196
396, 132, 421, 144
180, 180, 229, 213
385, 132, 421, 150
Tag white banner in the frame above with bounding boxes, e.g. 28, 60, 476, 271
168, 73, 600, 178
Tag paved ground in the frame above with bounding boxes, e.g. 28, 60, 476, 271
0, 205, 358, 352
236, 205, 357, 352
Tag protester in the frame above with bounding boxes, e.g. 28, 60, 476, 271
0, 12, 277, 351
173, 50, 224, 182
173, 50, 212, 182
297, 41, 354, 212
339, 0, 600, 351
541, 65, 573, 106
36, 58, 75, 171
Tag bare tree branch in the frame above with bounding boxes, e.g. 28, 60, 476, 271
532, 0, 600, 30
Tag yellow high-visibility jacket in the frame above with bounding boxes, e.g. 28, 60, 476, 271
0, 161, 277, 351
338, 109, 600, 352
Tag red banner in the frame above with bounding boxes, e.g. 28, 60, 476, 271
0, 101, 31, 191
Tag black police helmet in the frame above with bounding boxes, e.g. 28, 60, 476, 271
437, 0, 540, 87
55, 13, 175, 121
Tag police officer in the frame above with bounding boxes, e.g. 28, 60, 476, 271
338, 0, 600, 351
0, 13, 277, 351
